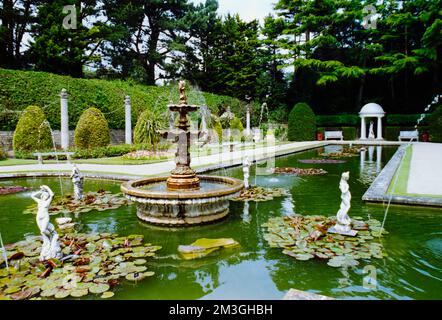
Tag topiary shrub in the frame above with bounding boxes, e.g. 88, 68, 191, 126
428, 106, 442, 142
74, 107, 110, 149
288, 103, 316, 141
210, 115, 223, 143
133, 109, 165, 151
13, 105, 53, 152
229, 117, 244, 142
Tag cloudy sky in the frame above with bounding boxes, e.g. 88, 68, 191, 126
191, 0, 276, 22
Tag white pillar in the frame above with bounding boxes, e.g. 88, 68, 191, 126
368, 146, 374, 162
125, 96, 132, 145
246, 106, 251, 136
360, 117, 367, 140
377, 117, 383, 140
360, 148, 366, 174
376, 146, 382, 173
60, 89, 69, 150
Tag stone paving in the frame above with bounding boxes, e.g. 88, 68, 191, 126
0, 141, 327, 179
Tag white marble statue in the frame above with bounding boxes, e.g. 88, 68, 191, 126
329, 172, 357, 236
368, 121, 375, 139
71, 164, 84, 201
243, 156, 251, 189
31, 185, 62, 261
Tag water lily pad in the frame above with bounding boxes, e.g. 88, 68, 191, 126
70, 289, 89, 298
89, 283, 110, 294
101, 291, 114, 299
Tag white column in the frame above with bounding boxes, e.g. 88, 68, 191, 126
376, 146, 382, 173
125, 95, 132, 145
246, 106, 251, 136
360, 148, 366, 175
377, 117, 383, 140
360, 117, 367, 140
368, 146, 374, 162
60, 89, 69, 150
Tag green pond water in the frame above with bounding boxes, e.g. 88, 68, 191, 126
0, 146, 441, 300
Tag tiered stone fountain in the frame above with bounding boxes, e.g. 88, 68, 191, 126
121, 81, 244, 226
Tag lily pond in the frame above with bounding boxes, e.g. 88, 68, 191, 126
1, 146, 441, 300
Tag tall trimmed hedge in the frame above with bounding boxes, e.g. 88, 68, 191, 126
74, 108, 110, 149
288, 103, 316, 141
428, 106, 442, 142
13, 105, 53, 152
0, 69, 247, 131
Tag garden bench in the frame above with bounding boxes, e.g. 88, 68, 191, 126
325, 131, 344, 141
399, 130, 419, 142
32, 152, 75, 164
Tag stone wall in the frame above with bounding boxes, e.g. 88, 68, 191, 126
0, 130, 126, 151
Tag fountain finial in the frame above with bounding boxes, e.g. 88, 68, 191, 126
179, 80, 188, 105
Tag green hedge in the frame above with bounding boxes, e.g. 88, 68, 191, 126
428, 106, 442, 142
316, 114, 359, 127
13, 105, 53, 152
288, 102, 316, 141
0, 68, 246, 131
342, 127, 357, 140
316, 114, 426, 127
74, 108, 110, 149
386, 114, 428, 126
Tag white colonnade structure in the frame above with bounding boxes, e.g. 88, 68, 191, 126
359, 103, 385, 140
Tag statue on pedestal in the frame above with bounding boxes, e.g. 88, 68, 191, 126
31, 185, 62, 261
71, 164, 84, 201
328, 172, 358, 236
368, 121, 375, 139
179, 80, 187, 105
243, 156, 251, 189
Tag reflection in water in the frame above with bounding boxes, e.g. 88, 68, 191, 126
242, 201, 251, 224
359, 146, 383, 185
281, 194, 296, 216
323, 145, 344, 154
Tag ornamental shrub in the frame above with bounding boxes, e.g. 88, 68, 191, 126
74, 107, 110, 149
428, 106, 442, 142
133, 109, 165, 150
13, 105, 53, 152
288, 103, 316, 141
210, 115, 223, 143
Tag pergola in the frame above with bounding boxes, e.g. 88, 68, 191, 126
359, 103, 385, 140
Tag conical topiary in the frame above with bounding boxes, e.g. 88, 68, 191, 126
288, 103, 316, 141
13, 105, 53, 152
74, 107, 110, 149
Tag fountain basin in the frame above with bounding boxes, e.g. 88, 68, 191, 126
121, 175, 244, 226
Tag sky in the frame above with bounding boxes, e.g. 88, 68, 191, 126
192, 0, 276, 22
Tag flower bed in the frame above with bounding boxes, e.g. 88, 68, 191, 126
0, 186, 29, 195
